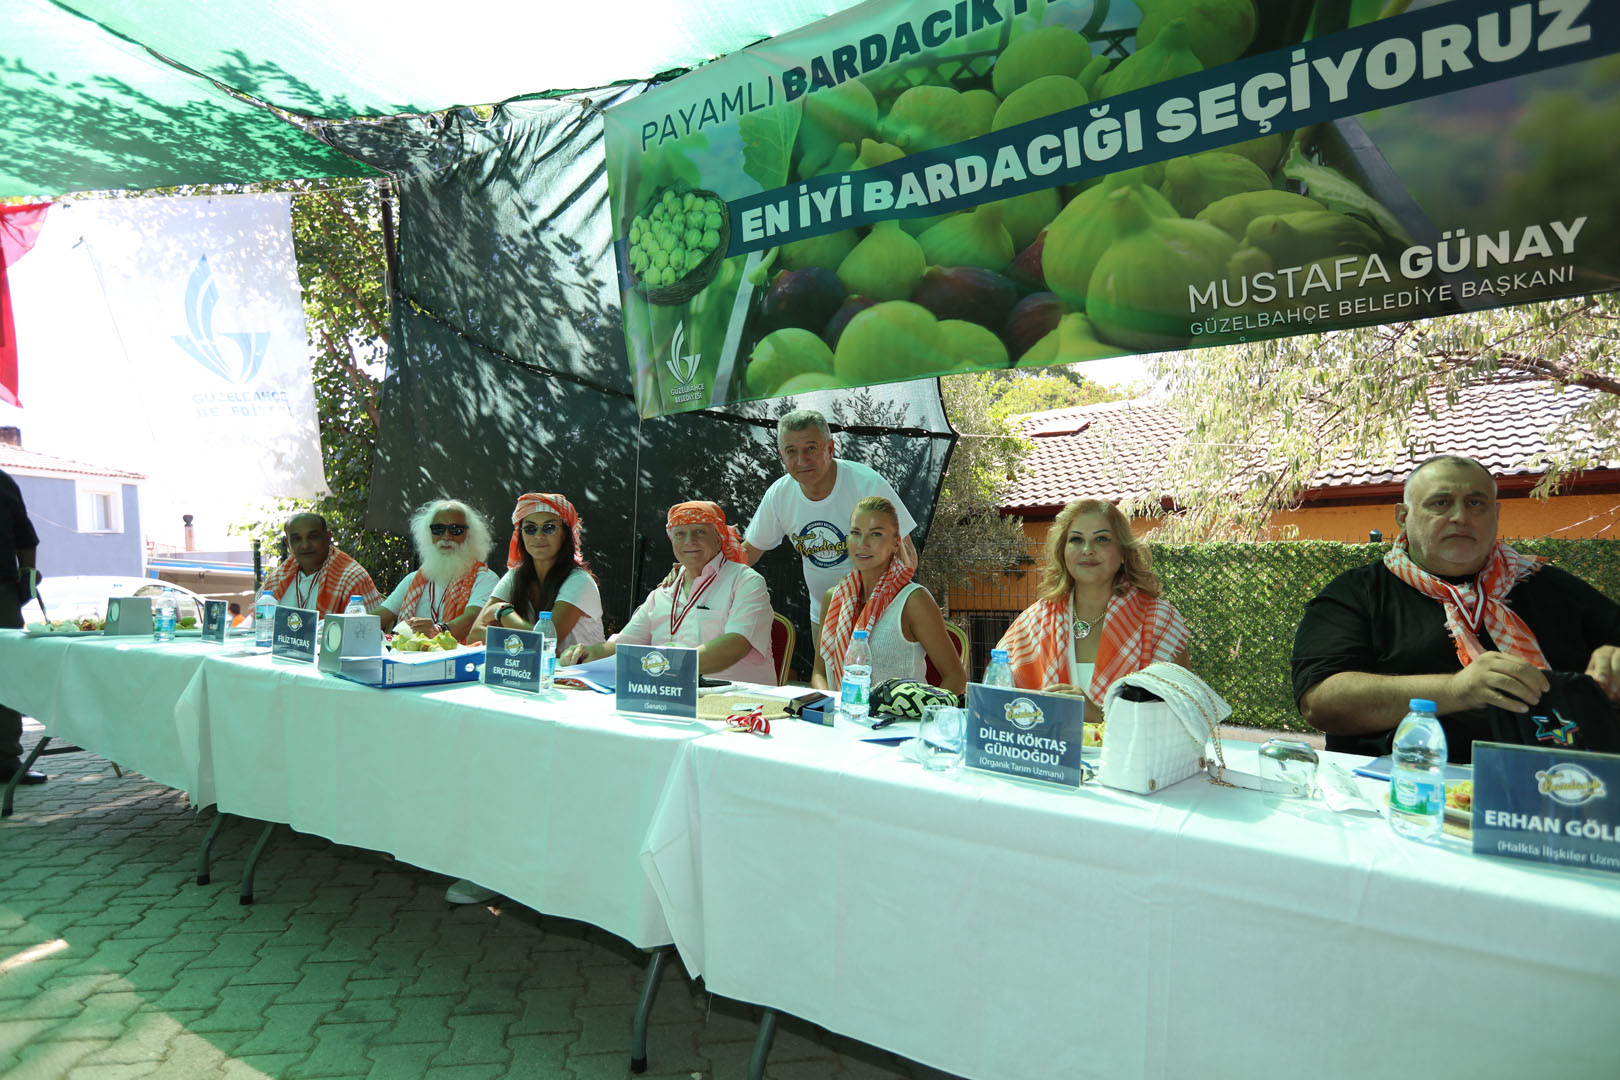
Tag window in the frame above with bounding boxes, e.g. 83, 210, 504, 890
76, 484, 123, 533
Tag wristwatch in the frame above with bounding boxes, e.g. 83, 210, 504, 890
492, 604, 515, 624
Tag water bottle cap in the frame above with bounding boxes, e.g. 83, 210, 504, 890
349, 595, 361, 602
538, 612, 553, 622
991, 648, 1008, 662
852, 629, 868, 640
1408, 698, 1437, 712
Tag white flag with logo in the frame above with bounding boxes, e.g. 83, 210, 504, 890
3, 193, 327, 500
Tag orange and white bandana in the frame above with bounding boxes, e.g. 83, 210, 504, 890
507, 492, 584, 569
997, 588, 1189, 706
820, 560, 915, 688
1383, 534, 1548, 667
666, 501, 746, 563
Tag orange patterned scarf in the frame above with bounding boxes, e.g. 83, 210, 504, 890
997, 588, 1190, 705
820, 560, 915, 688
397, 563, 487, 636
1383, 534, 1548, 667
262, 546, 381, 616
507, 493, 584, 570
667, 501, 746, 563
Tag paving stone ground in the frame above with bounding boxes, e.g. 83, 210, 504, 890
0, 723, 954, 1080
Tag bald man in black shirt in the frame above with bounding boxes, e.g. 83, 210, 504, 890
1291, 455, 1620, 763
1, 467, 45, 784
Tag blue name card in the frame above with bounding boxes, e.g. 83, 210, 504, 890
965, 683, 1087, 789
271, 606, 318, 664
1472, 742, 1620, 875
615, 644, 698, 719
202, 599, 229, 643
484, 627, 544, 693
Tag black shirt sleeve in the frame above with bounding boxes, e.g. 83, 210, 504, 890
0, 469, 39, 577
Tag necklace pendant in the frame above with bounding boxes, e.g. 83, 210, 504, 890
1073, 617, 1092, 641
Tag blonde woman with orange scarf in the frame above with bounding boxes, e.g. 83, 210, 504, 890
813, 497, 966, 697
997, 499, 1189, 713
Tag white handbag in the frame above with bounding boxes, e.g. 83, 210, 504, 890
1097, 663, 1232, 795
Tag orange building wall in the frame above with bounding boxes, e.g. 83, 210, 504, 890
943, 491, 1620, 614
1273, 492, 1620, 542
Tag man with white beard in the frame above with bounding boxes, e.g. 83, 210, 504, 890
376, 499, 499, 643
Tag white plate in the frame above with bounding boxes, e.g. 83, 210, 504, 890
23, 624, 99, 637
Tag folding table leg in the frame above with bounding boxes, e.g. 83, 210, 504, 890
2, 734, 51, 818
239, 822, 277, 905
748, 1008, 779, 1080
196, 810, 228, 885
629, 945, 672, 1073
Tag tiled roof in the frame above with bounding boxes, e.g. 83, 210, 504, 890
1003, 380, 1612, 513
0, 443, 145, 481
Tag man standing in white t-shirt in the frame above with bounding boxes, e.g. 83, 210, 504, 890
744, 409, 917, 638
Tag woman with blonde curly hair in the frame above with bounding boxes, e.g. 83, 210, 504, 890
995, 499, 1189, 708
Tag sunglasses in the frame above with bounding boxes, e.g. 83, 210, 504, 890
522, 521, 563, 537
429, 523, 468, 537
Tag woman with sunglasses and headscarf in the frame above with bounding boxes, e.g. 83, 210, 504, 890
469, 493, 604, 651
560, 501, 776, 684
377, 498, 499, 643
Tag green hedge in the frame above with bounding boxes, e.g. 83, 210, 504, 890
1148, 538, 1620, 733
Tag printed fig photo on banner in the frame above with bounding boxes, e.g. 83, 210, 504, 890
603, 0, 1620, 419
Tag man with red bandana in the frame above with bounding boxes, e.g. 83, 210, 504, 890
1292, 455, 1620, 762
562, 501, 775, 684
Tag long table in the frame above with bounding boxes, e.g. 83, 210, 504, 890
173, 651, 705, 947
0, 630, 220, 793
8, 629, 1620, 1078
0, 630, 710, 948
640, 718, 1620, 1080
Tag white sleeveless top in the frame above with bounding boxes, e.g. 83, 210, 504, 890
868, 582, 927, 685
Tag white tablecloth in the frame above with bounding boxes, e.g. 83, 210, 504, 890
175, 653, 713, 947
0, 629, 220, 793
641, 720, 1620, 1080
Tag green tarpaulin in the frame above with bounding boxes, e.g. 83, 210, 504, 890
1, 0, 869, 197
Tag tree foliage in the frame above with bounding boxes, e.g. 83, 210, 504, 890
920, 368, 1131, 610
1129, 294, 1620, 540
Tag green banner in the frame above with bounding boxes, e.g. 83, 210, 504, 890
604, 0, 1620, 418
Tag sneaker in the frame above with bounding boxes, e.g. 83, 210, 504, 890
445, 879, 497, 904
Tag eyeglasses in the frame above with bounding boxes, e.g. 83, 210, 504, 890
429, 523, 468, 537
522, 521, 563, 537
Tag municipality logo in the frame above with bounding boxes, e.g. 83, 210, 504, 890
503, 634, 523, 656
1536, 763, 1607, 806
1004, 697, 1045, 731
172, 255, 269, 384
641, 651, 671, 677
286, 612, 303, 633
664, 321, 705, 404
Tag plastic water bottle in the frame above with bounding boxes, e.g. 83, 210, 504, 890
344, 594, 365, 615
536, 612, 557, 690
254, 591, 275, 648
1389, 698, 1448, 842
985, 647, 1014, 688
841, 629, 873, 723
153, 588, 178, 643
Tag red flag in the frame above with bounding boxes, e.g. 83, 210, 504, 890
0, 203, 51, 408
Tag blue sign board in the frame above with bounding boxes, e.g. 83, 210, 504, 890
964, 684, 1086, 790
202, 599, 228, 643
484, 627, 544, 694
1472, 742, 1620, 876
271, 606, 317, 664
615, 644, 698, 719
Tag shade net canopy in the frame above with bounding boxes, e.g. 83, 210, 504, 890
1, 0, 869, 197
319, 96, 955, 675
